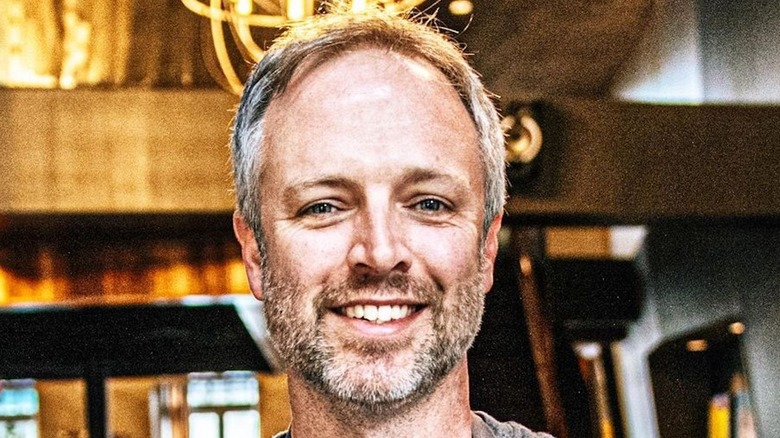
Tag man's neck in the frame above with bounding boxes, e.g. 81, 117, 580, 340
286, 359, 474, 438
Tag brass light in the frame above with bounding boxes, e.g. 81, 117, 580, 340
180, 0, 427, 94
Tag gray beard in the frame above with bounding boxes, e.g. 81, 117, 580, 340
261, 265, 485, 419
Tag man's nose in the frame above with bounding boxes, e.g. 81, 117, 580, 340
347, 204, 411, 277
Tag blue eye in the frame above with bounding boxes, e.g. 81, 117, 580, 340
305, 203, 334, 215
417, 199, 444, 212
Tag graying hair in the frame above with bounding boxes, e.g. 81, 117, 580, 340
231, 9, 506, 239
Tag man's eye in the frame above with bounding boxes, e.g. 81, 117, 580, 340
416, 199, 445, 212
304, 202, 335, 215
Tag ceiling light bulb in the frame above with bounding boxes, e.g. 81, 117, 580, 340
449, 0, 473, 16
287, 0, 306, 20
234, 0, 252, 15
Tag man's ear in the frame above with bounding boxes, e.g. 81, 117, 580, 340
481, 213, 503, 293
233, 212, 265, 301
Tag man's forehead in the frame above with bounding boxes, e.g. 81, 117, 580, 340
257, 45, 481, 191
272, 48, 454, 108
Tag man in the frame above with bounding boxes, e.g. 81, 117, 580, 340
231, 7, 554, 438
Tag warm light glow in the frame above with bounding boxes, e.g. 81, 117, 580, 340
227, 260, 251, 294
180, 0, 286, 26
59, 5, 92, 89
179, 0, 426, 94
286, 0, 307, 21
0, 236, 251, 305
59, 74, 77, 90
686, 339, 708, 352
0, 269, 9, 304
729, 321, 746, 335
234, 0, 253, 15
448, 0, 473, 16
351, 0, 368, 13
171, 265, 196, 296
1, 2, 58, 88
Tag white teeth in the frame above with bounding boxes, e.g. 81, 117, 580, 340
377, 305, 392, 323
342, 304, 413, 324
363, 305, 378, 321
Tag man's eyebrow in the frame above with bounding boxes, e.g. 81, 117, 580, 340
282, 176, 358, 199
398, 167, 471, 188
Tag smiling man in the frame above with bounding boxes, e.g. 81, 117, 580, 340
231, 7, 554, 438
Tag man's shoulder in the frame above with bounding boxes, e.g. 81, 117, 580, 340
471, 411, 556, 438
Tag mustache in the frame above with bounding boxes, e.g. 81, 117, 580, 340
316, 272, 442, 309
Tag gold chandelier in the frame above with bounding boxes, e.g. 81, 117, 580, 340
180, 0, 426, 94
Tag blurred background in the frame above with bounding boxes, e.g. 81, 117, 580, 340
0, 1, 778, 438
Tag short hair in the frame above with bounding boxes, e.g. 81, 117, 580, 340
231, 8, 506, 239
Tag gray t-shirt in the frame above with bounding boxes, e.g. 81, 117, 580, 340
272, 411, 555, 437
471, 411, 555, 438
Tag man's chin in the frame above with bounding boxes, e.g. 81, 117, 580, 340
319, 353, 426, 404
320, 372, 431, 421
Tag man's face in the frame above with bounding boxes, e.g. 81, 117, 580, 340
238, 49, 501, 412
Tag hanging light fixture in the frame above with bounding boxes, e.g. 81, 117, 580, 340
180, 0, 426, 94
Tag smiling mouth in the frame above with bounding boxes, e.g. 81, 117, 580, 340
339, 304, 423, 325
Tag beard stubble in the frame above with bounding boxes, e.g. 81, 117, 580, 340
261, 259, 486, 418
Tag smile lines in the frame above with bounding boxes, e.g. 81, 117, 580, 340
342, 304, 417, 324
